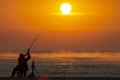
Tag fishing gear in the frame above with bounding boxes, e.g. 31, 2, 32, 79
28, 60, 40, 77
28, 34, 39, 51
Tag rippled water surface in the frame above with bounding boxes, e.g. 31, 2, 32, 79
0, 51, 120, 77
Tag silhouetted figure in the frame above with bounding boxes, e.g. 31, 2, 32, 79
11, 48, 31, 77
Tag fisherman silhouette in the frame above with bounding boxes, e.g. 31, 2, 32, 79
11, 48, 31, 77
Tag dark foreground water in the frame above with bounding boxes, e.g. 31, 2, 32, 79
0, 51, 120, 77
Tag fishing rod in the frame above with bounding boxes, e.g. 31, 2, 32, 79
19, 34, 39, 54
28, 34, 39, 50
24, 34, 39, 56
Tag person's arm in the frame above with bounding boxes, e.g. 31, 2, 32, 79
24, 48, 30, 56
25, 48, 31, 60
27, 52, 31, 60
26, 48, 30, 54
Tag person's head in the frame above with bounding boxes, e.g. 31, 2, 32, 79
19, 53, 24, 58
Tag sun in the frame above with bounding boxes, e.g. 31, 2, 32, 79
60, 3, 72, 14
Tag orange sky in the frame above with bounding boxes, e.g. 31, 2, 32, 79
0, 0, 120, 51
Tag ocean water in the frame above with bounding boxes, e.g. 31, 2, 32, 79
0, 51, 120, 77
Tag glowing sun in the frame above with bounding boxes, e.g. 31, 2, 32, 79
60, 3, 72, 14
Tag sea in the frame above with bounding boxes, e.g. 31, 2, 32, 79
0, 50, 120, 77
